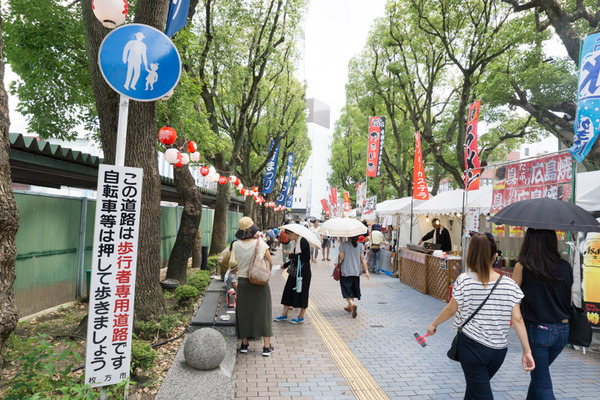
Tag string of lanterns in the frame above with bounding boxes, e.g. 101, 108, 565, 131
159, 126, 287, 212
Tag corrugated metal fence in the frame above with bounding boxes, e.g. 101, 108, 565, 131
13, 192, 242, 317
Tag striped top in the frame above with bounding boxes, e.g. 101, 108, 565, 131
452, 272, 524, 349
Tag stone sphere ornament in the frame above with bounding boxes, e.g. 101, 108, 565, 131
159, 126, 177, 145
92, 0, 128, 29
183, 328, 226, 370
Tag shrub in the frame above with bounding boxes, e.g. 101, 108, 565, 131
174, 284, 199, 305
207, 254, 219, 273
188, 270, 211, 293
131, 340, 157, 376
134, 313, 182, 340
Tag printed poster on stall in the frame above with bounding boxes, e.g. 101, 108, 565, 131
492, 224, 505, 238
509, 225, 524, 238
465, 207, 481, 232
583, 235, 600, 330
491, 153, 573, 214
85, 165, 143, 387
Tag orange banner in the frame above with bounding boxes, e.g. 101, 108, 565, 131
343, 191, 351, 212
320, 199, 331, 215
464, 100, 481, 191
413, 131, 429, 200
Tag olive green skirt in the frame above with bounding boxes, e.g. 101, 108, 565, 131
235, 278, 273, 339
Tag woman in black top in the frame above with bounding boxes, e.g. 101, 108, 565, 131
273, 230, 312, 324
513, 228, 573, 400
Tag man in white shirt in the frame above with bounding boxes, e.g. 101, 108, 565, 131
369, 224, 384, 273
309, 219, 320, 262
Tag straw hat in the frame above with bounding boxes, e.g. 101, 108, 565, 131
235, 217, 259, 240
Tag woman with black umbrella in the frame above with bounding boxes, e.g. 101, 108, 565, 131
513, 228, 573, 400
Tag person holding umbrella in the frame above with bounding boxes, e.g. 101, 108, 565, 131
274, 224, 321, 324
512, 228, 573, 400
338, 235, 369, 317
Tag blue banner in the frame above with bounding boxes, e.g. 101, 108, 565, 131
571, 32, 600, 163
285, 176, 296, 208
262, 140, 280, 194
165, 0, 190, 38
277, 153, 295, 205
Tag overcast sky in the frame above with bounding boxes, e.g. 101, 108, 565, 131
303, 0, 387, 129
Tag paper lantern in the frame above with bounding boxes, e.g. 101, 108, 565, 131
92, 0, 128, 28
229, 175, 237, 183
187, 141, 197, 153
252, 186, 259, 192
211, 173, 220, 182
234, 178, 241, 186
190, 152, 201, 162
181, 153, 190, 165
218, 176, 228, 185
158, 126, 177, 145
240, 188, 246, 195
200, 166, 210, 176
165, 148, 180, 164
237, 183, 244, 191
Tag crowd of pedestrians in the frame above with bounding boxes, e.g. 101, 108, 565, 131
223, 215, 574, 399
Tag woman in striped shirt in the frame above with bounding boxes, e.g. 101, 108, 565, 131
427, 233, 535, 399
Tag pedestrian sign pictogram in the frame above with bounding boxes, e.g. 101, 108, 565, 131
99, 24, 181, 102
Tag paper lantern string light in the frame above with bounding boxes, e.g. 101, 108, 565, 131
92, 0, 128, 29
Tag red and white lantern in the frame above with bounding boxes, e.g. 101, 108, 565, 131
165, 148, 181, 164
211, 173, 220, 182
158, 126, 177, 145
234, 178, 241, 186
252, 186, 259, 193
229, 175, 237, 183
181, 153, 190, 165
240, 188, 246, 195
187, 141, 197, 153
200, 166, 210, 176
92, 0, 129, 29
218, 176, 228, 185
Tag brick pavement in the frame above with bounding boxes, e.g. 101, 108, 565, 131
233, 246, 600, 399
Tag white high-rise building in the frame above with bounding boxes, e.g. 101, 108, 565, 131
290, 98, 332, 219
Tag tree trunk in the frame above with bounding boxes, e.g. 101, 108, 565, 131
0, 19, 19, 374
166, 165, 203, 284
81, 0, 169, 321
209, 180, 231, 255
191, 229, 202, 268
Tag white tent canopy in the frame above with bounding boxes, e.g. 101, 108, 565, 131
411, 185, 493, 216
576, 170, 600, 213
377, 196, 422, 216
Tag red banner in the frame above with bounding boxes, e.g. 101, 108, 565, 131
366, 116, 385, 177
413, 131, 429, 200
464, 100, 481, 191
330, 187, 338, 207
343, 191, 351, 212
491, 153, 573, 214
320, 199, 331, 215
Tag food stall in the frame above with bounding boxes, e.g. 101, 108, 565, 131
398, 248, 461, 302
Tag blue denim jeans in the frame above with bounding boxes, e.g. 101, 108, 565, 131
458, 332, 508, 400
525, 321, 569, 400
370, 250, 380, 272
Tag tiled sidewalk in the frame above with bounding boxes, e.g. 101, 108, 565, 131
233, 246, 600, 399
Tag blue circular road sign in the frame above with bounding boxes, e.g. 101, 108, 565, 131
99, 24, 182, 102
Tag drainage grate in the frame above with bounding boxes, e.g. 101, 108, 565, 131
377, 301, 388, 304
369, 324, 384, 328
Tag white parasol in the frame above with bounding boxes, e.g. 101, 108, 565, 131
280, 223, 322, 249
317, 218, 368, 237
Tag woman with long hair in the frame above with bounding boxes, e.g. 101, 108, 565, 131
513, 228, 573, 400
427, 234, 534, 399
338, 236, 369, 317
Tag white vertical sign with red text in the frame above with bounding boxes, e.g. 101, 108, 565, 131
85, 165, 143, 387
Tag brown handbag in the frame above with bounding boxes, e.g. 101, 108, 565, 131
248, 238, 270, 285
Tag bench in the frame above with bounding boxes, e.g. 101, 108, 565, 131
190, 279, 236, 334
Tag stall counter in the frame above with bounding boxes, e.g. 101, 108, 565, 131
398, 248, 462, 302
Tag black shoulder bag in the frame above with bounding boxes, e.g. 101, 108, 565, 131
448, 275, 502, 361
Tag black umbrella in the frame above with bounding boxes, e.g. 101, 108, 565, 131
490, 197, 600, 232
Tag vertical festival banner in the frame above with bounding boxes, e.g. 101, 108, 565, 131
262, 139, 280, 194
285, 176, 296, 208
363, 195, 377, 216
343, 191, 351, 212
366, 116, 386, 177
165, 0, 191, 37
464, 100, 481, 190
321, 199, 331, 215
276, 153, 295, 205
571, 32, 600, 163
86, 165, 143, 387
413, 131, 430, 200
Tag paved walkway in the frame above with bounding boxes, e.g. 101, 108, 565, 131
233, 246, 600, 399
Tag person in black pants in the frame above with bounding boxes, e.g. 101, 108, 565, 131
419, 218, 452, 252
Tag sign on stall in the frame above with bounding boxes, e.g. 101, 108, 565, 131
465, 207, 480, 232
363, 195, 377, 216
492, 224, 505, 238
85, 165, 143, 387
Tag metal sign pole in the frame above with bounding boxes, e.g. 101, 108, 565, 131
115, 95, 130, 167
